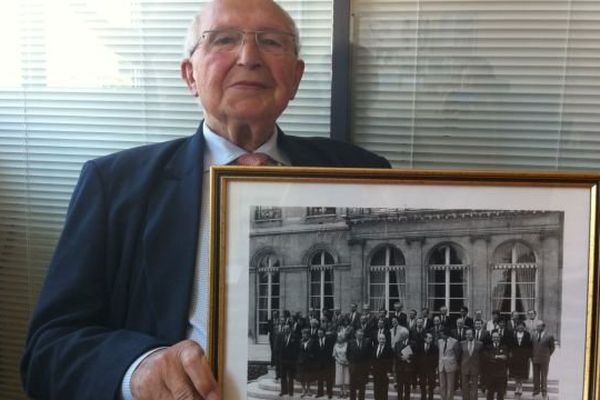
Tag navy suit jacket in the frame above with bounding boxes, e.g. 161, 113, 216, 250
21, 124, 389, 399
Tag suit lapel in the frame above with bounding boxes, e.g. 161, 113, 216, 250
142, 128, 204, 342
277, 129, 326, 166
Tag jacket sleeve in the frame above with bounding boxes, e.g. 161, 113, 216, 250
20, 161, 168, 400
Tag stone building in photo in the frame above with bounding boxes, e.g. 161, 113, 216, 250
248, 207, 563, 344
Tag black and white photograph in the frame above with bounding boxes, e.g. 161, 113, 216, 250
210, 168, 594, 400
247, 206, 563, 400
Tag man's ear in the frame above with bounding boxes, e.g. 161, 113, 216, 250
180, 59, 198, 96
289, 59, 305, 100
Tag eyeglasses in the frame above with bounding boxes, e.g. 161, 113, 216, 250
190, 29, 297, 56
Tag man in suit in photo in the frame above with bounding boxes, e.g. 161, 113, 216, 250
279, 324, 299, 397
531, 321, 555, 399
349, 303, 361, 330
525, 309, 541, 336
507, 310, 521, 332
371, 318, 391, 348
20, 1, 390, 399
452, 317, 467, 342
390, 315, 409, 350
394, 334, 416, 400
273, 316, 288, 380
371, 333, 393, 400
309, 318, 320, 339
416, 332, 438, 400
391, 302, 408, 327
411, 317, 427, 345
421, 307, 433, 331
438, 329, 459, 400
406, 309, 418, 331
473, 318, 490, 391
315, 328, 335, 399
430, 315, 444, 342
485, 331, 510, 400
459, 328, 483, 400
439, 305, 453, 329
347, 328, 372, 400
473, 318, 490, 345
459, 306, 474, 328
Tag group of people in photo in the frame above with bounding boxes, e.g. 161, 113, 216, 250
265, 304, 556, 400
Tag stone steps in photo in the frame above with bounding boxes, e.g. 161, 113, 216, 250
247, 375, 559, 400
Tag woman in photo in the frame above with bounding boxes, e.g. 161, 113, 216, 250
509, 320, 533, 398
332, 332, 350, 398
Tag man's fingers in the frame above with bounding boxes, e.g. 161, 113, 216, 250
178, 342, 221, 400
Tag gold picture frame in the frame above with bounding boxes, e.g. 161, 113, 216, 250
209, 166, 600, 400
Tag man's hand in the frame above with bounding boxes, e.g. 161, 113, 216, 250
131, 340, 221, 400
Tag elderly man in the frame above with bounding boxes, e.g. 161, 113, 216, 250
20, 1, 389, 399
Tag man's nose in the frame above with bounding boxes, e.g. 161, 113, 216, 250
237, 35, 263, 68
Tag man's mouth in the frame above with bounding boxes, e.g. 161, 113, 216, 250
230, 80, 268, 89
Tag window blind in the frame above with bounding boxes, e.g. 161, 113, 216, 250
0, 0, 333, 397
351, 0, 600, 170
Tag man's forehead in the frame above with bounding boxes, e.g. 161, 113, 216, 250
199, 0, 292, 30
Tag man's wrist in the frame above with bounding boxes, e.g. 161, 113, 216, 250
121, 347, 168, 400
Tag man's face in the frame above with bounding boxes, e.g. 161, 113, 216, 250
433, 316, 440, 326
475, 320, 482, 330
528, 310, 536, 320
416, 318, 423, 329
492, 333, 500, 344
465, 329, 473, 341
456, 319, 464, 329
356, 330, 364, 340
378, 334, 386, 345
181, 0, 305, 131
409, 310, 416, 319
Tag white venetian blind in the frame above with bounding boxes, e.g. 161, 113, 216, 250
351, 0, 600, 170
0, 0, 332, 397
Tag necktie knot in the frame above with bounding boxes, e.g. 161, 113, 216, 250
234, 152, 275, 166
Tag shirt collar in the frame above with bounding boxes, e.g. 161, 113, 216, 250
202, 122, 290, 171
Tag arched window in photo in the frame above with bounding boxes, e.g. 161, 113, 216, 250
309, 250, 335, 316
257, 253, 280, 343
369, 245, 406, 311
492, 241, 537, 319
427, 243, 468, 317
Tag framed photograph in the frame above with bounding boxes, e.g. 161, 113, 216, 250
208, 167, 600, 400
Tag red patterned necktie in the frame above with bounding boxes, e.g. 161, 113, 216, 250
234, 152, 276, 166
